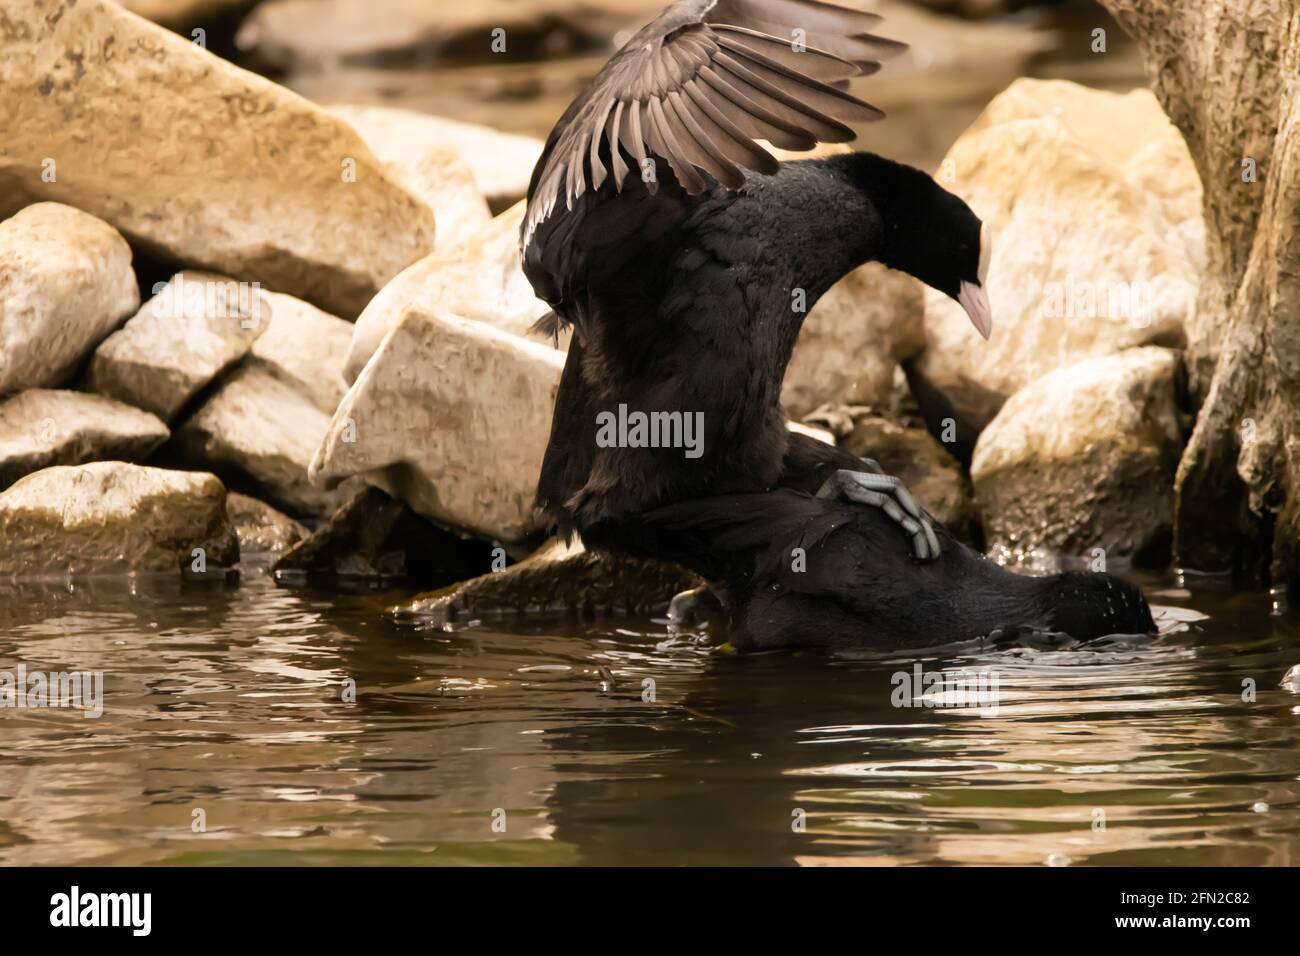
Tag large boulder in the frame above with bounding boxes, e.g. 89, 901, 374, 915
0, 462, 238, 576
333, 110, 545, 214
86, 271, 266, 421
971, 347, 1183, 567
0, 203, 139, 396
329, 105, 545, 230
910, 79, 1201, 441
343, 203, 551, 383
0, 389, 169, 490
313, 306, 565, 542
0, 0, 435, 318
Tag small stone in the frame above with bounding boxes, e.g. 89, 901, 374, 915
226, 492, 307, 557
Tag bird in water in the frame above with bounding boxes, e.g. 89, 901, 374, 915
521, 0, 993, 562
520, 0, 1154, 647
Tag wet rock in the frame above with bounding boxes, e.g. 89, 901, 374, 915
391, 536, 702, 624
173, 362, 351, 517
1281, 665, 1300, 694
0, 462, 237, 577
0, 0, 435, 318
329, 107, 544, 214
343, 202, 552, 383
226, 492, 307, 557
842, 414, 978, 543
314, 306, 564, 542
274, 486, 495, 584
86, 272, 266, 421
0, 203, 139, 396
0, 390, 169, 491
910, 79, 1200, 439
971, 347, 1183, 566
249, 292, 353, 413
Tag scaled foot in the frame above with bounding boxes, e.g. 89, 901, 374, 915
816, 465, 941, 561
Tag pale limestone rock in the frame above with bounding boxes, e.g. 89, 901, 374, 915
0, 462, 238, 576
0, 203, 139, 396
250, 292, 353, 413
0, 389, 169, 490
971, 347, 1183, 566
328, 105, 508, 239
328, 106, 544, 213
313, 307, 565, 542
174, 361, 350, 517
912, 79, 1200, 435
86, 272, 266, 421
344, 203, 550, 383
783, 262, 925, 420
0, 0, 435, 318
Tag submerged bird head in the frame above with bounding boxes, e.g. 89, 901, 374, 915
1034, 571, 1156, 640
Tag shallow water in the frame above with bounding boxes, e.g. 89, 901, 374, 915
2, 563, 1299, 866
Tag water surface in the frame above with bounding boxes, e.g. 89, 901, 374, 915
3, 565, 1298, 865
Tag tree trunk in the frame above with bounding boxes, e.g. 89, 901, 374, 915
1101, 0, 1300, 584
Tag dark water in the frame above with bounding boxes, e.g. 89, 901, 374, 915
2, 562, 1299, 866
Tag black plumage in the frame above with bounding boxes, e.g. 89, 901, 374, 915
520, 0, 1149, 648
645, 489, 1156, 651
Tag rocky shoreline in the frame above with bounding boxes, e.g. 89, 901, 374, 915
0, 0, 1240, 618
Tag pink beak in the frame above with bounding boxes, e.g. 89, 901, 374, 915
959, 280, 992, 340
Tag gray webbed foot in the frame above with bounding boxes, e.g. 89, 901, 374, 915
816, 467, 941, 561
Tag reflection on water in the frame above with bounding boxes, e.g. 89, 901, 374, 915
2, 566, 1298, 865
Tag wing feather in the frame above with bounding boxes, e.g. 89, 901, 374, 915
523, 0, 907, 246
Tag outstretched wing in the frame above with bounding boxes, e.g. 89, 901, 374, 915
523, 0, 906, 246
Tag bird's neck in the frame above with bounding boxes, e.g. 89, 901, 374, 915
820, 150, 945, 276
